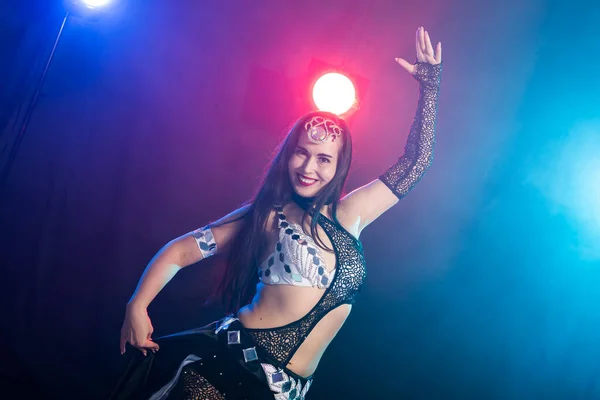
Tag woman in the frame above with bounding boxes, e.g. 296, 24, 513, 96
111, 26, 442, 400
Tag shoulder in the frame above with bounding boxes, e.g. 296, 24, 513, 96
211, 203, 252, 227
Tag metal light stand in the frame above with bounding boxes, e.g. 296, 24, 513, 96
0, 12, 70, 198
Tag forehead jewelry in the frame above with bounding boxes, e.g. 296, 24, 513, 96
304, 116, 343, 144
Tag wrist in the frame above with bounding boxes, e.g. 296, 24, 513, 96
413, 62, 442, 89
126, 298, 148, 312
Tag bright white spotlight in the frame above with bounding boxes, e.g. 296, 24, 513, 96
82, 0, 111, 8
312, 73, 356, 116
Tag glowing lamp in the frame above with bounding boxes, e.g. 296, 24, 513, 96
312, 73, 356, 116
82, 0, 111, 8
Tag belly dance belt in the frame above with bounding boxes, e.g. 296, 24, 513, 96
109, 315, 313, 400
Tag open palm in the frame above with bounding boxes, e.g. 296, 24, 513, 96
396, 26, 442, 75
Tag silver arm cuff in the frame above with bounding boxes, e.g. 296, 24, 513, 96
192, 226, 218, 259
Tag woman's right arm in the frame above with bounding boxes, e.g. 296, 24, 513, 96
120, 204, 250, 355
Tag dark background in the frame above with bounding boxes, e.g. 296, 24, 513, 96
2, 0, 600, 398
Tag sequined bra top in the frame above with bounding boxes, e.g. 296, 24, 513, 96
245, 204, 367, 367
257, 204, 336, 289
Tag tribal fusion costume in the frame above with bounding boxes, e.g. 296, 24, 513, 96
109, 62, 441, 400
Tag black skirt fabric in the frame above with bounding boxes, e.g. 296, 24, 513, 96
108, 317, 312, 400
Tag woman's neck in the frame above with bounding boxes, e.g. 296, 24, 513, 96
291, 192, 315, 211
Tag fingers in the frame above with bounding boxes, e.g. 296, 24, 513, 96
146, 339, 160, 352
418, 27, 427, 59
395, 57, 415, 75
121, 336, 159, 356
416, 27, 424, 60
424, 30, 435, 58
132, 339, 148, 356
137, 339, 159, 356
417, 27, 442, 64
146, 326, 159, 351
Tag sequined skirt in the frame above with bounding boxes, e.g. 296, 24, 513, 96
109, 316, 313, 400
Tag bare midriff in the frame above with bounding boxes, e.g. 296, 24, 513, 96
238, 284, 351, 378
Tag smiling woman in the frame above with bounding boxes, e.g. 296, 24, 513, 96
111, 26, 442, 400
288, 115, 346, 199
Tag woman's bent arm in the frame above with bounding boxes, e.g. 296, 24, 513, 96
120, 204, 250, 355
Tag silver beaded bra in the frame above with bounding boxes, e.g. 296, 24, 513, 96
257, 204, 336, 289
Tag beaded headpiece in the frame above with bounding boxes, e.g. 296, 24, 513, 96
304, 116, 343, 144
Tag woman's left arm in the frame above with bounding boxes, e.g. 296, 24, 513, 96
339, 27, 442, 236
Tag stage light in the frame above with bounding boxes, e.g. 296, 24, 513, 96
312, 73, 356, 116
82, 0, 111, 7
0, 0, 119, 194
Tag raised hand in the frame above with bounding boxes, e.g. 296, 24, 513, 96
396, 26, 442, 75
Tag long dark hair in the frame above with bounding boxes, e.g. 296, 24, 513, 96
213, 111, 353, 313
